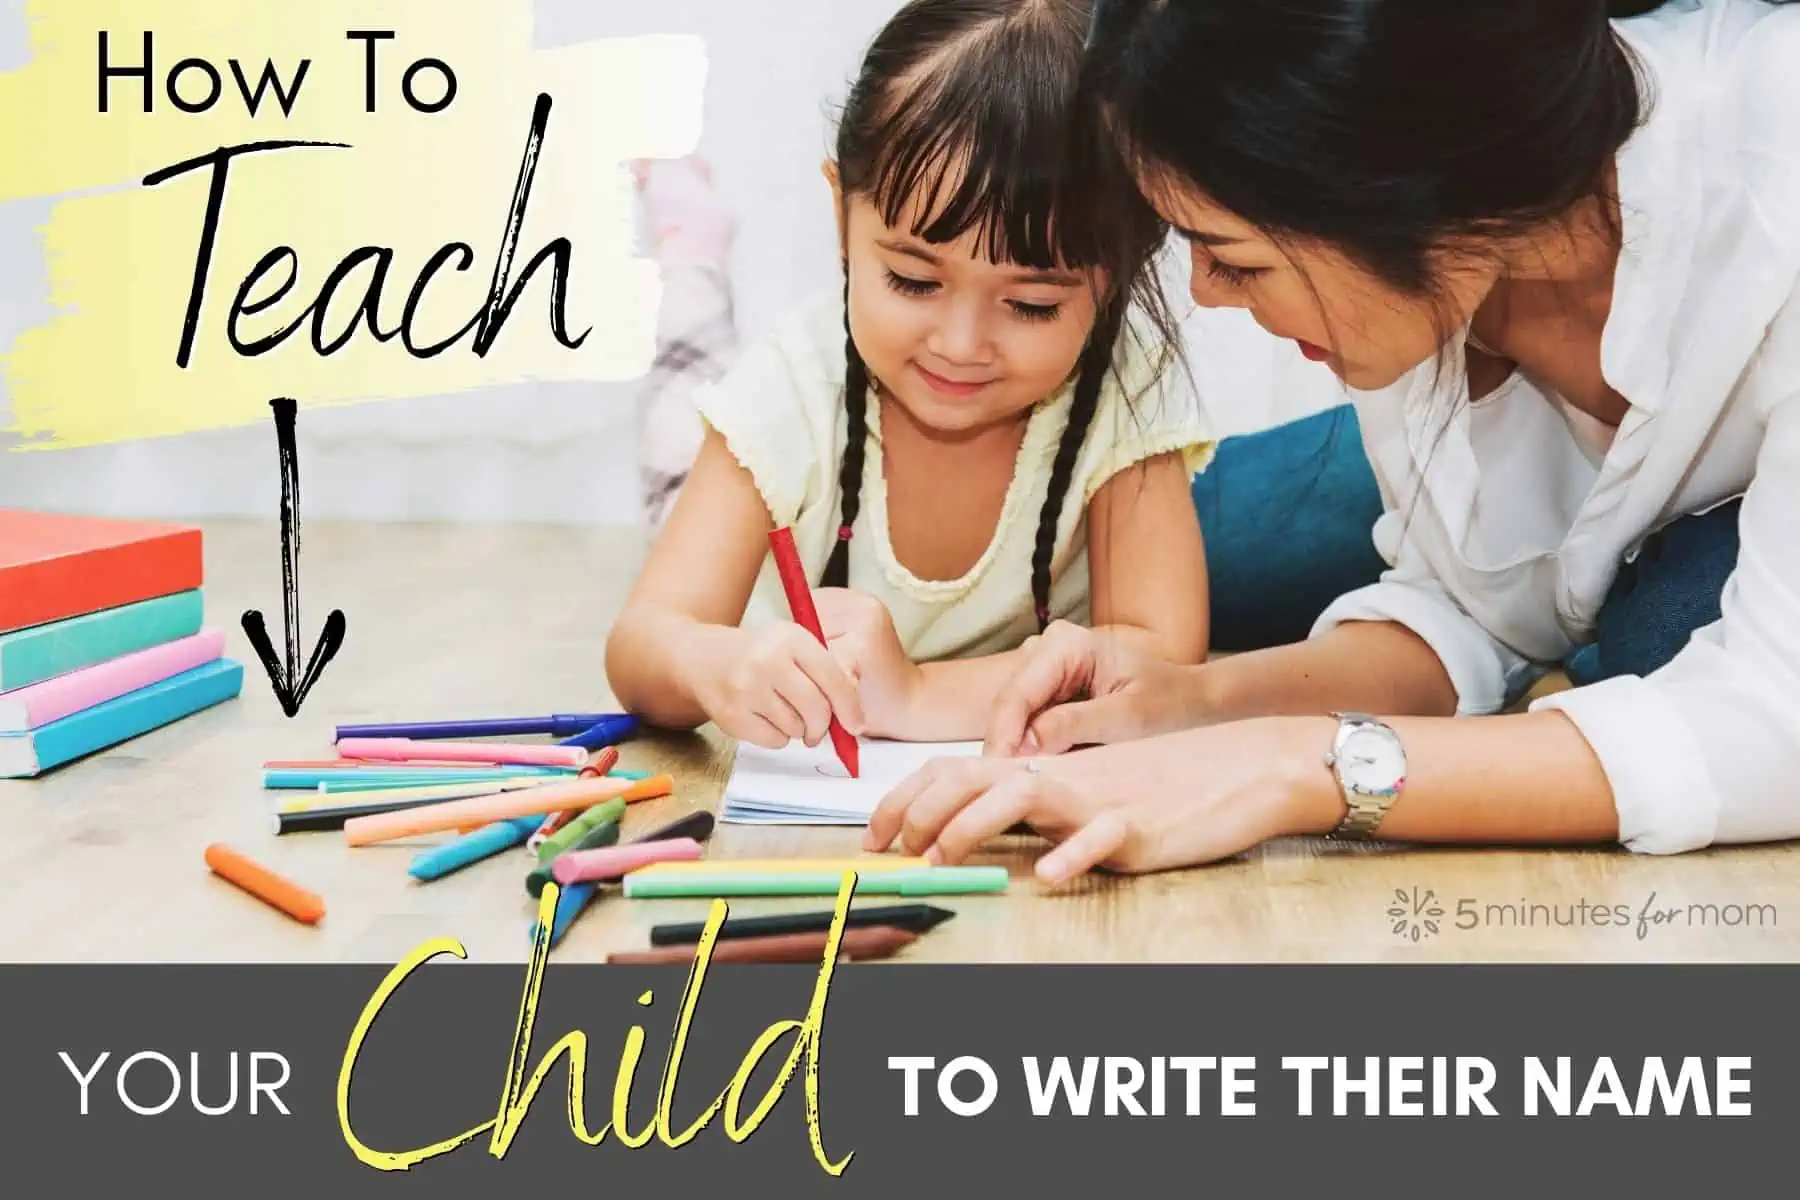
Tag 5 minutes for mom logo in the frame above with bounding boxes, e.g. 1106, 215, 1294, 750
1389, 887, 1446, 941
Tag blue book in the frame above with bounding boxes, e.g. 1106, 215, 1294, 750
0, 589, 205, 693
0, 658, 244, 778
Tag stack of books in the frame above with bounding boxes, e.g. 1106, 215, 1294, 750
0, 509, 243, 778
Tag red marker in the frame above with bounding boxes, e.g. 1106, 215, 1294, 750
767, 526, 860, 778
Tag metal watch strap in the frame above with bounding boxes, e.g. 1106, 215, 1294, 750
1326, 711, 1401, 840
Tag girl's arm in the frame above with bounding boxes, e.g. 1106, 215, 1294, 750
602, 426, 777, 729
869, 451, 1209, 741
1079, 448, 1212, 662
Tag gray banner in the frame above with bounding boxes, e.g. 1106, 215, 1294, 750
1, 962, 1789, 1196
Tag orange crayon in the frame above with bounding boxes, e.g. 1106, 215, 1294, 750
204, 843, 325, 924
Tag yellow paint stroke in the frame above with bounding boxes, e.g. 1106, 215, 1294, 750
0, 0, 706, 449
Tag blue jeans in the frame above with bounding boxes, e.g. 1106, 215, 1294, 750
1192, 406, 1740, 687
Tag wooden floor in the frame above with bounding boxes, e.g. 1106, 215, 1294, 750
2, 519, 1795, 964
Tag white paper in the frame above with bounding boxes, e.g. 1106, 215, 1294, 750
720, 737, 983, 825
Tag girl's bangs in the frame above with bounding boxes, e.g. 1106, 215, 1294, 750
861, 75, 1106, 272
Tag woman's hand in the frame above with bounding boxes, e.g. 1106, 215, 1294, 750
866, 716, 1346, 883
985, 621, 1219, 756
687, 623, 868, 750
814, 588, 923, 739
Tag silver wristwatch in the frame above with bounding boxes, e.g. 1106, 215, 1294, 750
1322, 711, 1406, 839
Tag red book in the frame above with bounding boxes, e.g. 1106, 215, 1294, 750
0, 509, 203, 636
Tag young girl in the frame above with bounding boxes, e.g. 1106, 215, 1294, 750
605, 0, 1215, 750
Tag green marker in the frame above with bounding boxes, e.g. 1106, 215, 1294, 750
527, 819, 622, 897
536, 798, 626, 862
620, 866, 1009, 899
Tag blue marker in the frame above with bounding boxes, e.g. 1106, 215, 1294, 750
558, 715, 641, 752
530, 881, 600, 948
408, 816, 540, 882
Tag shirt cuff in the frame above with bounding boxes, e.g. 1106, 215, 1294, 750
1530, 675, 1720, 855
1310, 581, 1513, 716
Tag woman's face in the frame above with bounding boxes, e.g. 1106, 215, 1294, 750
1147, 179, 1498, 391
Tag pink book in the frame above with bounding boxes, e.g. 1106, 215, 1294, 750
0, 628, 226, 733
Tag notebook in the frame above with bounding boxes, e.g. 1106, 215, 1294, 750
720, 737, 984, 825
0, 628, 226, 733
0, 658, 243, 778
0, 589, 205, 693
0, 509, 202, 636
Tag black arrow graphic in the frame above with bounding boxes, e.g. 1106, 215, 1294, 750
242, 397, 346, 717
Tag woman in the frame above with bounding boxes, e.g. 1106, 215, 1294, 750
865, 0, 1800, 882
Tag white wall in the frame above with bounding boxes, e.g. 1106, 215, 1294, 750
0, 0, 1339, 527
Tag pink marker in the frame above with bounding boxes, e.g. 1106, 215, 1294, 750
333, 737, 587, 769
553, 837, 705, 885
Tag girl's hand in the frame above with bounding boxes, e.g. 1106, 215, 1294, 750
865, 716, 1345, 883
985, 621, 1217, 756
815, 588, 923, 739
689, 624, 868, 750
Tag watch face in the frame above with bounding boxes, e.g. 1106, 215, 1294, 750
1340, 727, 1405, 794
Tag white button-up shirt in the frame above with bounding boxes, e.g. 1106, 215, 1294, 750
1310, 0, 1800, 854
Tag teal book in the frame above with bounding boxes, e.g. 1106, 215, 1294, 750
0, 590, 205, 693
0, 658, 243, 778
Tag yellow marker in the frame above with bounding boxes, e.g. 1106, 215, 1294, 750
279, 778, 547, 813
625, 857, 931, 876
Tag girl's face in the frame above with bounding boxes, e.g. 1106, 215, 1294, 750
839, 188, 1102, 434
1147, 179, 1498, 391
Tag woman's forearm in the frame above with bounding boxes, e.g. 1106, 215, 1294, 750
1281, 709, 1619, 845
1203, 620, 1461, 721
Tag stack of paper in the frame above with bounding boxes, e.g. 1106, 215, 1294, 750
721, 737, 984, 825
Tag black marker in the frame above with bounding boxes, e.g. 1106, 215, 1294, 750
633, 810, 716, 846
273, 795, 451, 834
649, 902, 957, 946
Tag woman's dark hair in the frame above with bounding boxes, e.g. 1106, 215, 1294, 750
1080, 0, 1792, 301
822, 0, 1176, 630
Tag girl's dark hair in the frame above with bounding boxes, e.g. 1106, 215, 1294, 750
1081, 0, 1792, 301
822, 0, 1175, 630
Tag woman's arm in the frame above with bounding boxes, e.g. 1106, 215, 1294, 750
978, 614, 1460, 757
1284, 710, 1620, 844
866, 705, 1621, 880
1198, 619, 1461, 720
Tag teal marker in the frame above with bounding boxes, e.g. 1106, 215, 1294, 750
620, 866, 1009, 899
409, 816, 540, 882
